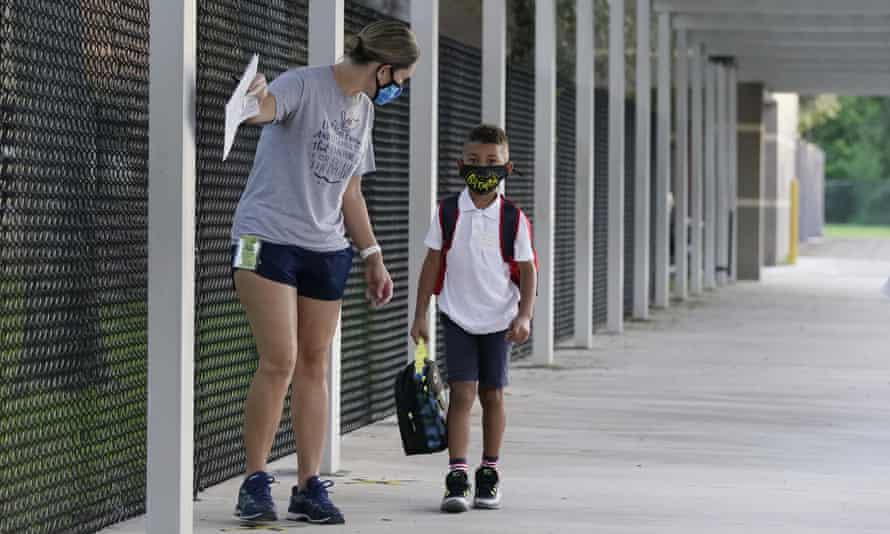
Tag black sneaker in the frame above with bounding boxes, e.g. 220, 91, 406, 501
234, 471, 278, 522
474, 466, 501, 509
287, 477, 345, 525
440, 470, 471, 513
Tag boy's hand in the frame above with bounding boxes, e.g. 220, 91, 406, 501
410, 316, 430, 345
506, 314, 531, 344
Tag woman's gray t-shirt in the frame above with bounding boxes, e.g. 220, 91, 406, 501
231, 65, 376, 252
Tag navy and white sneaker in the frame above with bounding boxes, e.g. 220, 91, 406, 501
440, 470, 471, 513
234, 471, 277, 522
287, 477, 345, 525
473, 466, 502, 509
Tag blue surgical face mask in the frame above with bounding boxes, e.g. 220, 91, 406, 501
372, 66, 403, 106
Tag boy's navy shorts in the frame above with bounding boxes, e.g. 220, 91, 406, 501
230, 239, 353, 301
441, 314, 511, 389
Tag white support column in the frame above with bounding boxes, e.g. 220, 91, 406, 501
729, 64, 739, 282
633, 0, 651, 319
309, 0, 345, 476
408, 0, 439, 356
482, 0, 507, 128
607, 0, 625, 333
704, 59, 717, 290
716, 63, 729, 286
147, 0, 195, 532
574, 0, 595, 347
653, 11, 672, 309
689, 41, 704, 295
533, 0, 556, 363
673, 28, 689, 301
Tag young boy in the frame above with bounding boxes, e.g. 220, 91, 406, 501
410, 124, 537, 513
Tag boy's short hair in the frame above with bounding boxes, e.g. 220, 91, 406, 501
465, 124, 509, 148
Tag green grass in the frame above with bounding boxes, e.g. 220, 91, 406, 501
824, 224, 890, 239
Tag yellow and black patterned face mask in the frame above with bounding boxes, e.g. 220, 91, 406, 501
461, 165, 509, 194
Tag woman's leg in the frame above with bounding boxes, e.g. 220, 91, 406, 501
291, 296, 342, 488
235, 270, 299, 475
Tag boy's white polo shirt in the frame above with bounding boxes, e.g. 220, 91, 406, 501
424, 188, 534, 335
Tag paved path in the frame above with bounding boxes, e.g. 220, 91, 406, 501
104, 239, 890, 534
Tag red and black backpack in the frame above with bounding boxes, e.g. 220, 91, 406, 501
433, 194, 538, 295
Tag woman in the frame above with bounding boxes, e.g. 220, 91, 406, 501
230, 21, 419, 525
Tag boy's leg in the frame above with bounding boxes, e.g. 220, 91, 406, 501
447, 382, 477, 467
478, 329, 510, 462
479, 386, 505, 463
441, 315, 481, 467
441, 315, 480, 513
473, 330, 510, 509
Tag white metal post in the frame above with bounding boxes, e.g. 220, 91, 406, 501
689, 41, 704, 295
606, 0, 625, 333
716, 63, 729, 286
673, 28, 689, 301
704, 59, 717, 290
533, 0, 556, 363
729, 64, 739, 282
309, 0, 345, 476
653, 11, 672, 309
633, 0, 651, 319
408, 0, 439, 360
482, 0, 507, 128
574, 0, 595, 347
147, 0, 195, 532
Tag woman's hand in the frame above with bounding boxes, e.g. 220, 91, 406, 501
244, 73, 276, 124
364, 255, 393, 309
247, 73, 268, 100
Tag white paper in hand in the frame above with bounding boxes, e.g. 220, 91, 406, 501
882, 277, 890, 299
223, 54, 261, 161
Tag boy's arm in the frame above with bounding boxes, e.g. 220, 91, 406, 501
517, 261, 537, 320
410, 249, 442, 344
507, 261, 536, 344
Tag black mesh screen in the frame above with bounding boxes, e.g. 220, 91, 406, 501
505, 64, 534, 361
194, 0, 309, 492
435, 36, 482, 368
592, 89, 609, 328
339, 2, 411, 433
624, 101, 636, 316
0, 2, 150, 533
554, 79, 576, 342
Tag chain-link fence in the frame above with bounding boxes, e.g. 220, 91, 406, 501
825, 179, 890, 227
0, 2, 150, 533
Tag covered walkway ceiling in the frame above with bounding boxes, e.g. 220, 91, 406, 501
655, 0, 890, 95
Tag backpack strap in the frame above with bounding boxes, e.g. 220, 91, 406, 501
440, 194, 460, 250
433, 194, 460, 295
500, 196, 539, 293
499, 195, 520, 263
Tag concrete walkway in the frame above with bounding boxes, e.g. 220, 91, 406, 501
104, 239, 890, 534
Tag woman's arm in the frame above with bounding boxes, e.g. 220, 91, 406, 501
342, 175, 376, 251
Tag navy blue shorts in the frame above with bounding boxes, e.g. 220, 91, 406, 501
230, 240, 353, 301
441, 314, 511, 389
